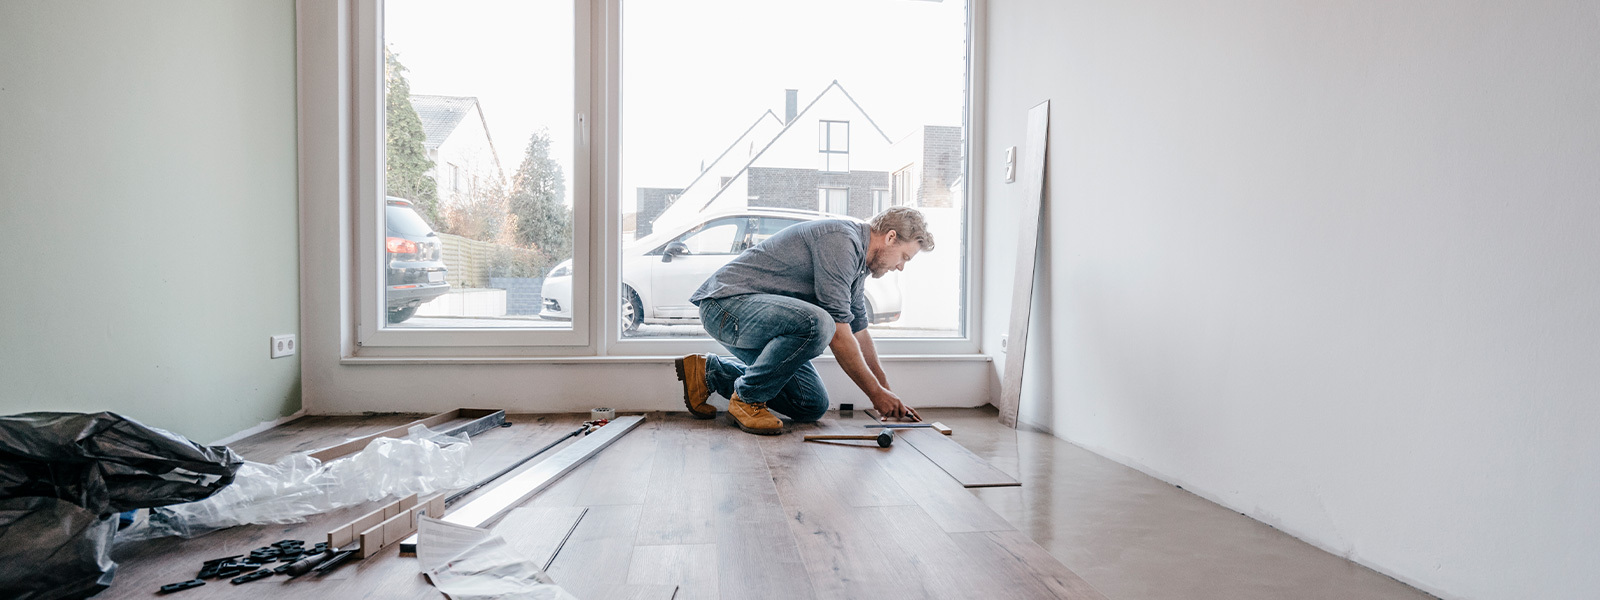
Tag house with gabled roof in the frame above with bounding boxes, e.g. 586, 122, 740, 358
647, 82, 918, 237
410, 94, 505, 207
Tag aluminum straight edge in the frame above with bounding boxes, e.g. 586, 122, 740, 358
398, 415, 646, 554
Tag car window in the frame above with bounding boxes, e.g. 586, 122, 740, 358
752, 218, 803, 246
677, 217, 746, 254
385, 204, 435, 237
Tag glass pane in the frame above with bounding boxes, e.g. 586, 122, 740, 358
383, 0, 575, 329
622, 0, 969, 340
678, 219, 744, 254
826, 188, 848, 215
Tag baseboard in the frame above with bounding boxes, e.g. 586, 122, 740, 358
209, 409, 307, 446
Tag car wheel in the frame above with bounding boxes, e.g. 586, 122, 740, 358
621, 286, 643, 334
388, 305, 419, 324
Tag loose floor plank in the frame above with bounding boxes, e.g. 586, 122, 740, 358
870, 439, 1016, 534
399, 415, 646, 551
899, 428, 1022, 488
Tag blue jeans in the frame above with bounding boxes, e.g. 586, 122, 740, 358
696, 294, 834, 422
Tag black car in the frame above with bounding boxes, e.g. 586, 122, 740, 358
385, 197, 450, 323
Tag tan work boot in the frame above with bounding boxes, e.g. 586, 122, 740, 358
674, 354, 717, 419
727, 394, 783, 435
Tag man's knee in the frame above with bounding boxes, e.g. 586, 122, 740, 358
800, 304, 835, 355
785, 398, 830, 423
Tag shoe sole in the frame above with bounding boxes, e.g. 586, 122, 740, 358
732, 417, 783, 436
674, 357, 717, 420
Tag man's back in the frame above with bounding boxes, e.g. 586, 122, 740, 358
690, 218, 871, 332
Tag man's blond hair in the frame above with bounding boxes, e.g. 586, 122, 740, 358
868, 206, 935, 251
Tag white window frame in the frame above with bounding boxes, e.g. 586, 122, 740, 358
304, 0, 985, 360
350, 0, 593, 351
819, 119, 849, 173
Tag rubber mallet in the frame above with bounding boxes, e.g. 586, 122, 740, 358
803, 429, 895, 448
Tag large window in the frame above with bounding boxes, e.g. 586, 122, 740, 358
365, 0, 582, 343
619, 0, 971, 342
339, 0, 973, 354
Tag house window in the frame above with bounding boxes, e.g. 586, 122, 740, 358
357, 0, 582, 347
872, 188, 890, 214
893, 167, 914, 207
819, 120, 849, 173
818, 188, 849, 215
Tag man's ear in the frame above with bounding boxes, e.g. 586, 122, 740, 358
883, 229, 898, 245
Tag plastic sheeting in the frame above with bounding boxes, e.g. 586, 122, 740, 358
120, 424, 474, 540
417, 516, 579, 600
0, 411, 242, 600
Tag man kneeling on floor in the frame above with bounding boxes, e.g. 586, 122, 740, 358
675, 206, 933, 435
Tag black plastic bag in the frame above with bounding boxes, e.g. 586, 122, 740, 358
0, 411, 243, 599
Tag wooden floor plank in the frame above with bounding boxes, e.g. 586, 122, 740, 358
805, 416, 917, 508
950, 531, 1109, 600
712, 467, 816, 599
546, 504, 644, 600
972, 530, 1109, 600
497, 505, 589, 569
870, 438, 1016, 534
636, 417, 718, 546
627, 543, 719, 600
763, 434, 929, 600
857, 504, 1024, 600
573, 417, 660, 506
899, 428, 1022, 488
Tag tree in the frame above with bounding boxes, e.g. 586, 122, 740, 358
508, 129, 571, 262
384, 48, 440, 226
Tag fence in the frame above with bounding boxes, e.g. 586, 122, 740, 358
437, 232, 496, 288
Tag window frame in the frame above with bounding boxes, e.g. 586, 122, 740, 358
350, 0, 594, 350
314, 0, 985, 360
819, 119, 850, 173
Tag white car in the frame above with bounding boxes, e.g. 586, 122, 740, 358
539, 208, 903, 333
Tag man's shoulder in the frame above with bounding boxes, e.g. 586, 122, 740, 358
789, 218, 866, 239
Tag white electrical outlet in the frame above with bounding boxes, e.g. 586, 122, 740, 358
270, 334, 297, 359
1000, 334, 1008, 353
1004, 146, 1017, 183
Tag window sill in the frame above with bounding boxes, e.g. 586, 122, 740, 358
338, 353, 992, 366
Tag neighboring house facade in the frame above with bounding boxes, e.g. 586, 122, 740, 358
643, 82, 962, 238
411, 95, 505, 207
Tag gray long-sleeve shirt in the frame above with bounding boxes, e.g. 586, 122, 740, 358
689, 219, 872, 333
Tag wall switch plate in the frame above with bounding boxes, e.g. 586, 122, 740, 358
270, 334, 297, 359
1004, 146, 1017, 183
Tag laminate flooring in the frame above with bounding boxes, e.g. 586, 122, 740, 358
105, 411, 1101, 599
103, 408, 1434, 600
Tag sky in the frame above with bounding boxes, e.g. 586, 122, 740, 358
385, 0, 968, 213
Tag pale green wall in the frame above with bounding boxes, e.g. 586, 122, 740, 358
0, 1, 300, 444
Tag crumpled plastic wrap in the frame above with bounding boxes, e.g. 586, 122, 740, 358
119, 424, 473, 540
0, 411, 243, 600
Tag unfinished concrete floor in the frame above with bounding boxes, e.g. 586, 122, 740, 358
103, 408, 1433, 599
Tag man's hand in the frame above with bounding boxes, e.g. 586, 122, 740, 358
870, 389, 921, 422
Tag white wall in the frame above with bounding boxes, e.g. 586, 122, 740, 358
0, 1, 301, 444
983, 1, 1599, 599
